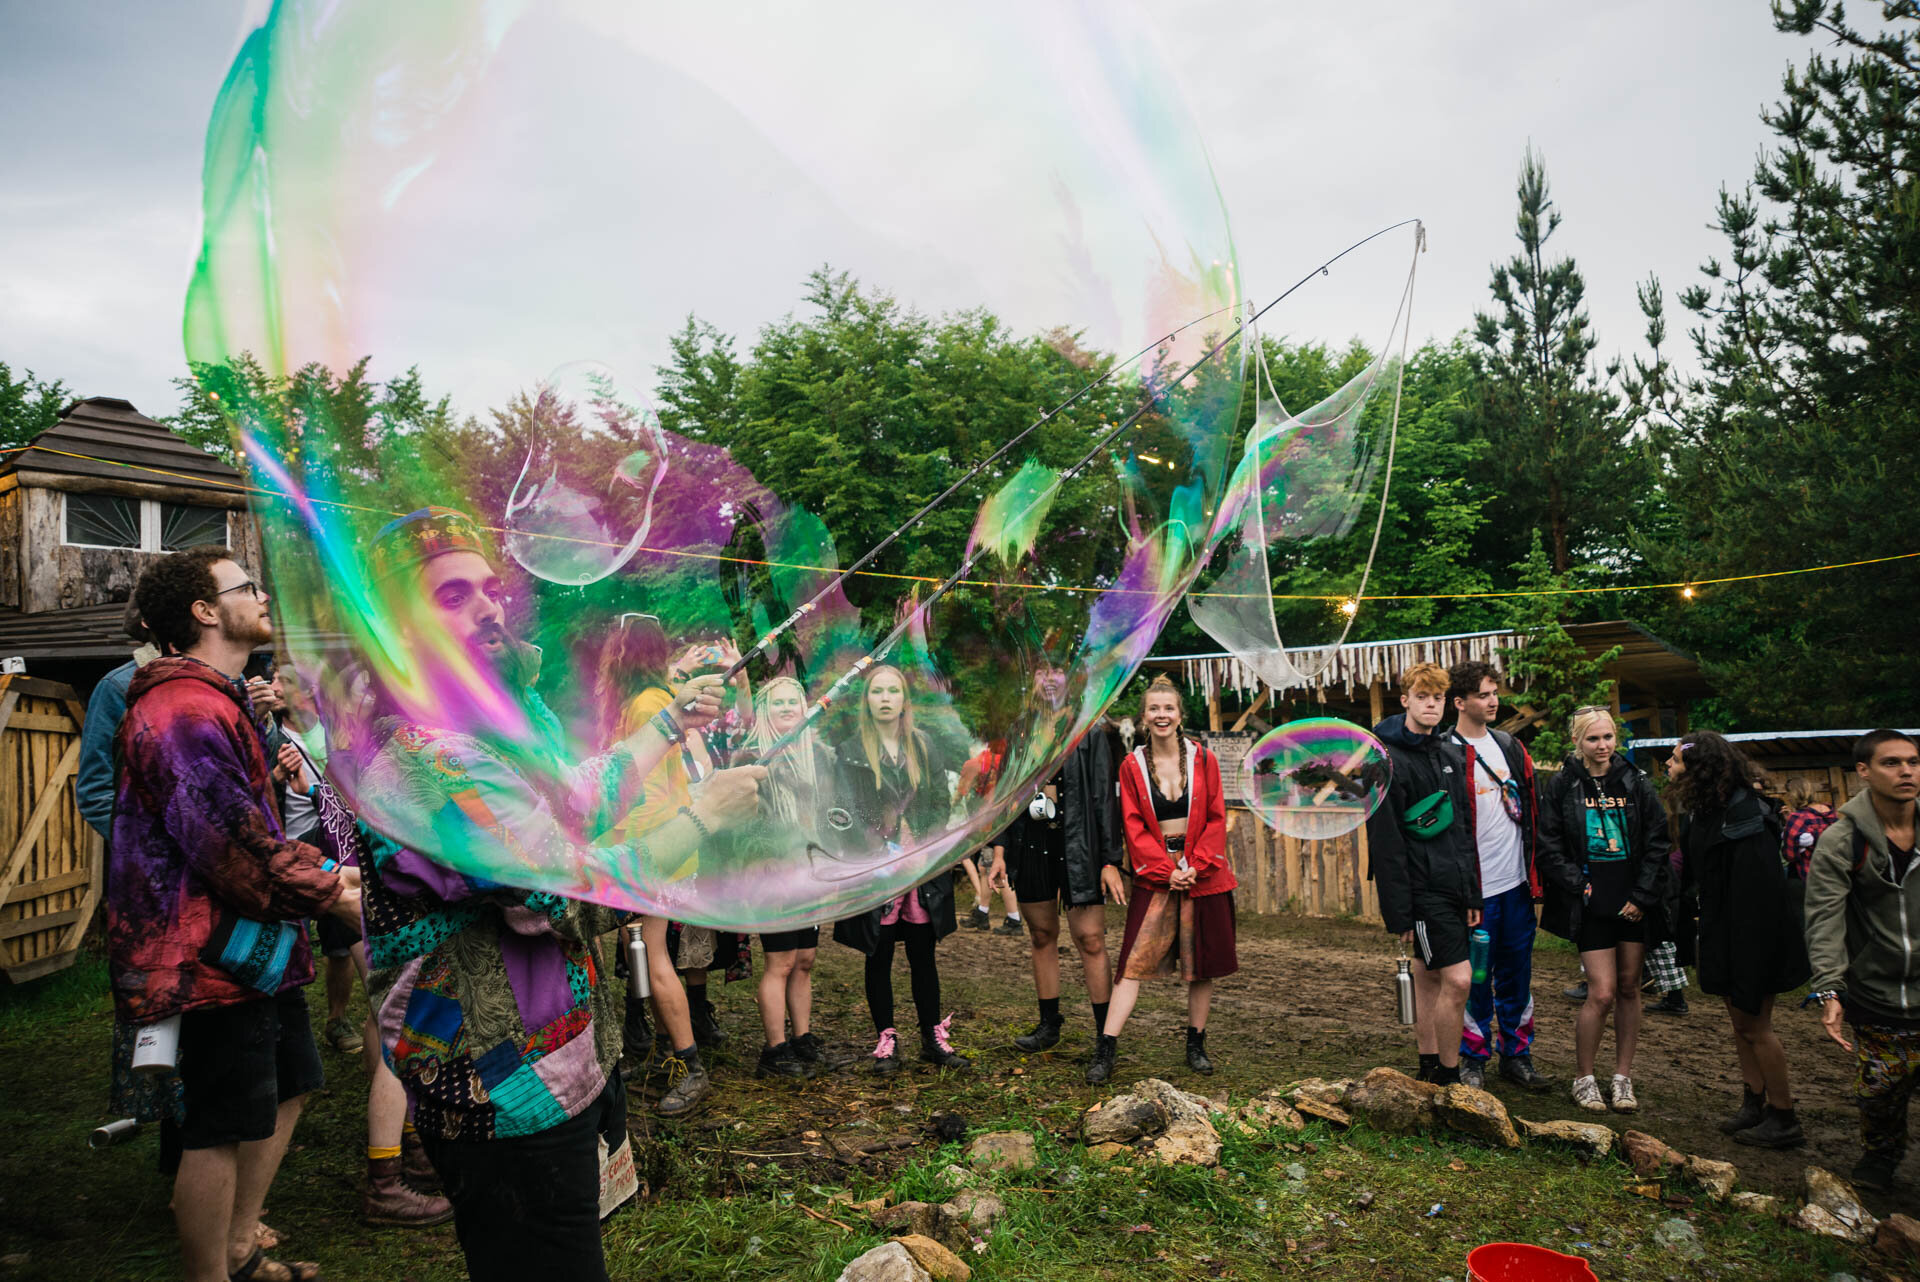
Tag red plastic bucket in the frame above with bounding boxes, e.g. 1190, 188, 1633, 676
1467, 1243, 1599, 1282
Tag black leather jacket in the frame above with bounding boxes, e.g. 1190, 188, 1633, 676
998, 723, 1122, 900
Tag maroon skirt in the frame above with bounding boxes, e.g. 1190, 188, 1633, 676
1114, 885, 1238, 983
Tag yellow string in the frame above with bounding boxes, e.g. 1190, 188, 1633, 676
5, 444, 1914, 602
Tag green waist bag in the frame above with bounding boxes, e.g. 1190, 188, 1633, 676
1401, 789, 1455, 840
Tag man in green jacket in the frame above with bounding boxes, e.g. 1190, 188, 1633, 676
1805, 728, 1920, 1193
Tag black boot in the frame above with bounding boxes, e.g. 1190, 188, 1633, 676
921, 1019, 970, 1070
1719, 1086, 1766, 1135
1086, 1034, 1118, 1085
1732, 1105, 1805, 1150
621, 996, 654, 1071
1185, 1025, 1214, 1075
756, 1041, 807, 1080
1014, 1018, 1064, 1052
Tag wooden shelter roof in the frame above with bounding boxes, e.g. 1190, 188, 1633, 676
1631, 728, 1920, 766
0, 397, 243, 498
0, 602, 137, 661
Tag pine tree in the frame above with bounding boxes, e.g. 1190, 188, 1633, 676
1501, 532, 1622, 761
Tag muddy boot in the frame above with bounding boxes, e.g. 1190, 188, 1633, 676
871, 1027, 902, 1076
1732, 1106, 1805, 1150
363, 1157, 454, 1227
1185, 1026, 1214, 1075
1014, 1017, 1064, 1053
400, 1128, 440, 1193
790, 1031, 824, 1069
921, 1015, 970, 1070
1719, 1086, 1766, 1135
1086, 1034, 1118, 1086
656, 1048, 711, 1117
756, 1041, 807, 1080
621, 995, 654, 1074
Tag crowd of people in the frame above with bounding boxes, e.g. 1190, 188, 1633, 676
75, 521, 1919, 1281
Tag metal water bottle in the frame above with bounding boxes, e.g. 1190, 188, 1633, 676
1394, 957, 1417, 1025
625, 929, 651, 999
1469, 928, 1492, 986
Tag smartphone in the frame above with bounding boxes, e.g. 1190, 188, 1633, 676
243, 652, 276, 684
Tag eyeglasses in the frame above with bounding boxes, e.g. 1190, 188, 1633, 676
617, 612, 661, 629
1573, 704, 1611, 715
216, 580, 265, 601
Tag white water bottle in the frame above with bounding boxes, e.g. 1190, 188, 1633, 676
132, 1014, 182, 1075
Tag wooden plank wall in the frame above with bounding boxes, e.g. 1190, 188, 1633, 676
1225, 810, 1379, 924
0, 676, 100, 983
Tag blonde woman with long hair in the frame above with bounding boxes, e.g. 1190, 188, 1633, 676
742, 675, 836, 1079
830, 665, 967, 1072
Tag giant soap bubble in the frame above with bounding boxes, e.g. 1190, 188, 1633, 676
184, 0, 1249, 930
1242, 718, 1391, 841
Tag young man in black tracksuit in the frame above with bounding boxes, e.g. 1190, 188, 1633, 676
1368, 662, 1482, 1084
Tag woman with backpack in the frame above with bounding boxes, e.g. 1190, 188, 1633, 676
1537, 706, 1671, 1115
1668, 730, 1811, 1149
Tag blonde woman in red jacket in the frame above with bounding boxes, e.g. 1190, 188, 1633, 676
1087, 676, 1238, 1084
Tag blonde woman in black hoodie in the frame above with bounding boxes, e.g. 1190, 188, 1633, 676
1537, 707, 1670, 1116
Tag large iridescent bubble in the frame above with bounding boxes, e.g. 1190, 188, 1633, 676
1242, 718, 1391, 841
184, 0, 1246, 930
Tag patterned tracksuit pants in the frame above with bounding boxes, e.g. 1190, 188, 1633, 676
1855, 1022, 1920, 1160
1460, 883, 1536, 1063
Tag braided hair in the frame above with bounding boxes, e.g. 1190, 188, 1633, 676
1142, 675, 1190, 799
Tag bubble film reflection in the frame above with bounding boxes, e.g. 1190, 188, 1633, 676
1242, 718, 1391, 841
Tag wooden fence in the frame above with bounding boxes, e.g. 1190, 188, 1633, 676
1225, 811, 1380, 923
0, 675, 101, 983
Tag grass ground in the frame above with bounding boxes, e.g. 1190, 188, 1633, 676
0, 906, 1892, 1281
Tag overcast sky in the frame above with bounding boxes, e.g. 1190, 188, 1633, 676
0, 1, 1820, 422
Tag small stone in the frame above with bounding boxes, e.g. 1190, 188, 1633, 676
1432, 1084, 1520, 1149
1828, 1273, 1861, 1282
1729, 1191, 1785, 1217
1086, 1141, 1132, 1160
1284, 1162, 1309, 1182
1515, 1117, 1615, 1158
1233, 1093, 1307, 1132
0, 1255, 29, 1271
938, 1164, 969, 1185
893, 1233, 972, 1281
944, 1189, 1005, 1237
1875, 1212, 1920, 1260
1652, 1217, 1704, 1261
1285, 1078, 1355, 1107
853, 1193, 896, 1216
966, 1131, 1037, 1173
838, 1241, 933, 1282
1347, 1067, 1440, 1135
1620, 1130, 1685, 1179
1681, 1154, 1738, 1201
1151, 1121, 1221, 1167
1798, 1167, 1878, 1243
1292, 1098, 1352, 1128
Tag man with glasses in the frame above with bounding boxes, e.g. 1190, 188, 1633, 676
1445, 661, 1551, 1091
109, 546, 361, 1282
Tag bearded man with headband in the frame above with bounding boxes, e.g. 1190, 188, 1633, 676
348, 508, 763, 1280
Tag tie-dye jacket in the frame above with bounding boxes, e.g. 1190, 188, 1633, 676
107, 656, 343, 1023
359, 692, 652, 1141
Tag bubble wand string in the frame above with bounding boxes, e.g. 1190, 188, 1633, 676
751, 220, 1426, 758
691, 216, 1424, 711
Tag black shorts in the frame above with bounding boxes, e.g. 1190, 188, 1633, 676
1575, 910, 1647, 953
1011, 851, 1103, 910
761, 926, 820, 953
314, 914, 361, 958
177, 988, 325, 1150
1410, 895, 1472, 970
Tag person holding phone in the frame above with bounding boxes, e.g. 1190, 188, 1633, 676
1537, 706, 1671, 1115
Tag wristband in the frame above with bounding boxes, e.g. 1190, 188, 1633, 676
321, 858, 340, 873
1804, 989, 1842, 1007
679, 805, 712, 842
651, 708, 685, 746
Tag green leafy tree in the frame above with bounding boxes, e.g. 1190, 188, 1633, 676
1471, 149, 1646, 577
1642, 0, 1920, 724
0, 362, 72, 449
1501, 532, 1622, 761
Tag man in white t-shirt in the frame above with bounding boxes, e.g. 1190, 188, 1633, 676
1446, 661, 1553, 1092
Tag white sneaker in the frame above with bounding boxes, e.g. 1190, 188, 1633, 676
1610, 1075, 1638, 1113
1571, 1074, 1609, 1114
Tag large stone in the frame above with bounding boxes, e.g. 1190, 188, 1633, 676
838, 1241, 932, 1282
1082, 1095, 1168, 1145
1875, 1213, 1920, 1261
1150, 1121, 1222, 1167
1795, 1167, 1877, 1243
1233, 1091, 1307, 1133
873, 1202, 940, 1239
1620, 1130, 1685, 1179
894, 1234, 971, 1282
1515, 1117, 1615, 1158
1729, 1191, 1785, 1217
1348, 1067, 1440, 1135
966, 1131, 1037, 1173
1286, 1078, 1355, 1107
1682, 1154, 1738, 1201
1432, 1083, 1520, 1149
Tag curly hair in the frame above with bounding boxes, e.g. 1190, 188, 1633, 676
1446, 659, 1500, 705
131, 546, 234, 656
592, 613, 673, 746
1669, 730, 1768, 814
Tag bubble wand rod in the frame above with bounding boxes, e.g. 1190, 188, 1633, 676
691, 218, 1424, 708
753, 219, 1426, 758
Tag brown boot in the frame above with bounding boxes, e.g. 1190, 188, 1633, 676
401, 1129, 441, 1193
363, 1156, 454, 1227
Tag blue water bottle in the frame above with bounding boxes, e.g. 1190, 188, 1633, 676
1469, 928, 1491, 986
